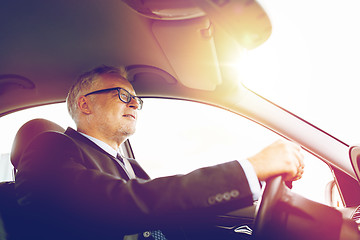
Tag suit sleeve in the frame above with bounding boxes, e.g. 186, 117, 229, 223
15, 131, 254, 234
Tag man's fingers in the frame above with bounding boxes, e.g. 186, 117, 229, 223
249, 139, 305, 182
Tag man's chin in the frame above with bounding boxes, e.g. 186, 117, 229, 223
120, 127, 136, 138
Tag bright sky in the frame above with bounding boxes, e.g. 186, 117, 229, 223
242, 0, 360, 145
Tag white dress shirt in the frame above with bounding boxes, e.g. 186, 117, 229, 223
238, 159, 262, 201
78, 132, 136, 179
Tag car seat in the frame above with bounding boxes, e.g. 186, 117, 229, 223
0, 118, 64, 240
10, 118, 65, 171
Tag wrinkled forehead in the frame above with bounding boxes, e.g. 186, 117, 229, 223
94, 73, 136, 94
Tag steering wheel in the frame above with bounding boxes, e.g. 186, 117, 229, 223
252, 176, 288, 240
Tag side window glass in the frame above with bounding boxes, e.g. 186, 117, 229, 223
130, 99, 334, 205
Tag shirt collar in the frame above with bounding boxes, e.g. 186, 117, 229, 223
78, 132, 118, 158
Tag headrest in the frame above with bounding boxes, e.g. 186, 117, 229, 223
10, 118, 65, 169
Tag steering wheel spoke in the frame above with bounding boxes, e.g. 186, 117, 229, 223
253, 176, 288, 240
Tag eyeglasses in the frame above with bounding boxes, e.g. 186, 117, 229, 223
84, 87, 143, 110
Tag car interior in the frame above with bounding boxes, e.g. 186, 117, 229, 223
2, 0, 360, 239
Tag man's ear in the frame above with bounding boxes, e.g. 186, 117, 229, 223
78, 96, 92, 114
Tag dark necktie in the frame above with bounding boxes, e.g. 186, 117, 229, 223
151, 230, 167, 240
116, 155, 167, 240
116, 153, 124, 164
141, 230, 167, 240
116, 153, 136, 179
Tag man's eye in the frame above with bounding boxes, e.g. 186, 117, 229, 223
120, 93, 128, 99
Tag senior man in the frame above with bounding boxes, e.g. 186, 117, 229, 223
15, 65, 304, 240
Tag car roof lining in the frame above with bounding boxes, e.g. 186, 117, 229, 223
0, 0, 271, 117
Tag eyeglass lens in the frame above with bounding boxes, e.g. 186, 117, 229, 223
119, 89, 142, 109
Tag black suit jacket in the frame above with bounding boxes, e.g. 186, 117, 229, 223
15, 127, 253, 239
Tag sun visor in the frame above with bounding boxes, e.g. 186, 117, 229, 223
122, 0, 271, 50
195, 0, 272, 50
152, 17, 222, 91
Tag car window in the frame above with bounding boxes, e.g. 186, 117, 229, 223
130, 99, 334, 204
0, 100, 334, 205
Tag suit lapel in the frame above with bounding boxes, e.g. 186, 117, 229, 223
64, 127, 150, 180
65, 127, 115, 159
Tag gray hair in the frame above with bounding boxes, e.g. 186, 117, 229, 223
66, 65, 128, 124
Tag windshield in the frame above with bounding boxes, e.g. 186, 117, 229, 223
240, 0, 360, 145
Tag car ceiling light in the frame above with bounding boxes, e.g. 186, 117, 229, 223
121, 0, 205, 20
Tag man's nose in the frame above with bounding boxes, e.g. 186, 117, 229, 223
128, 97, 139, 110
